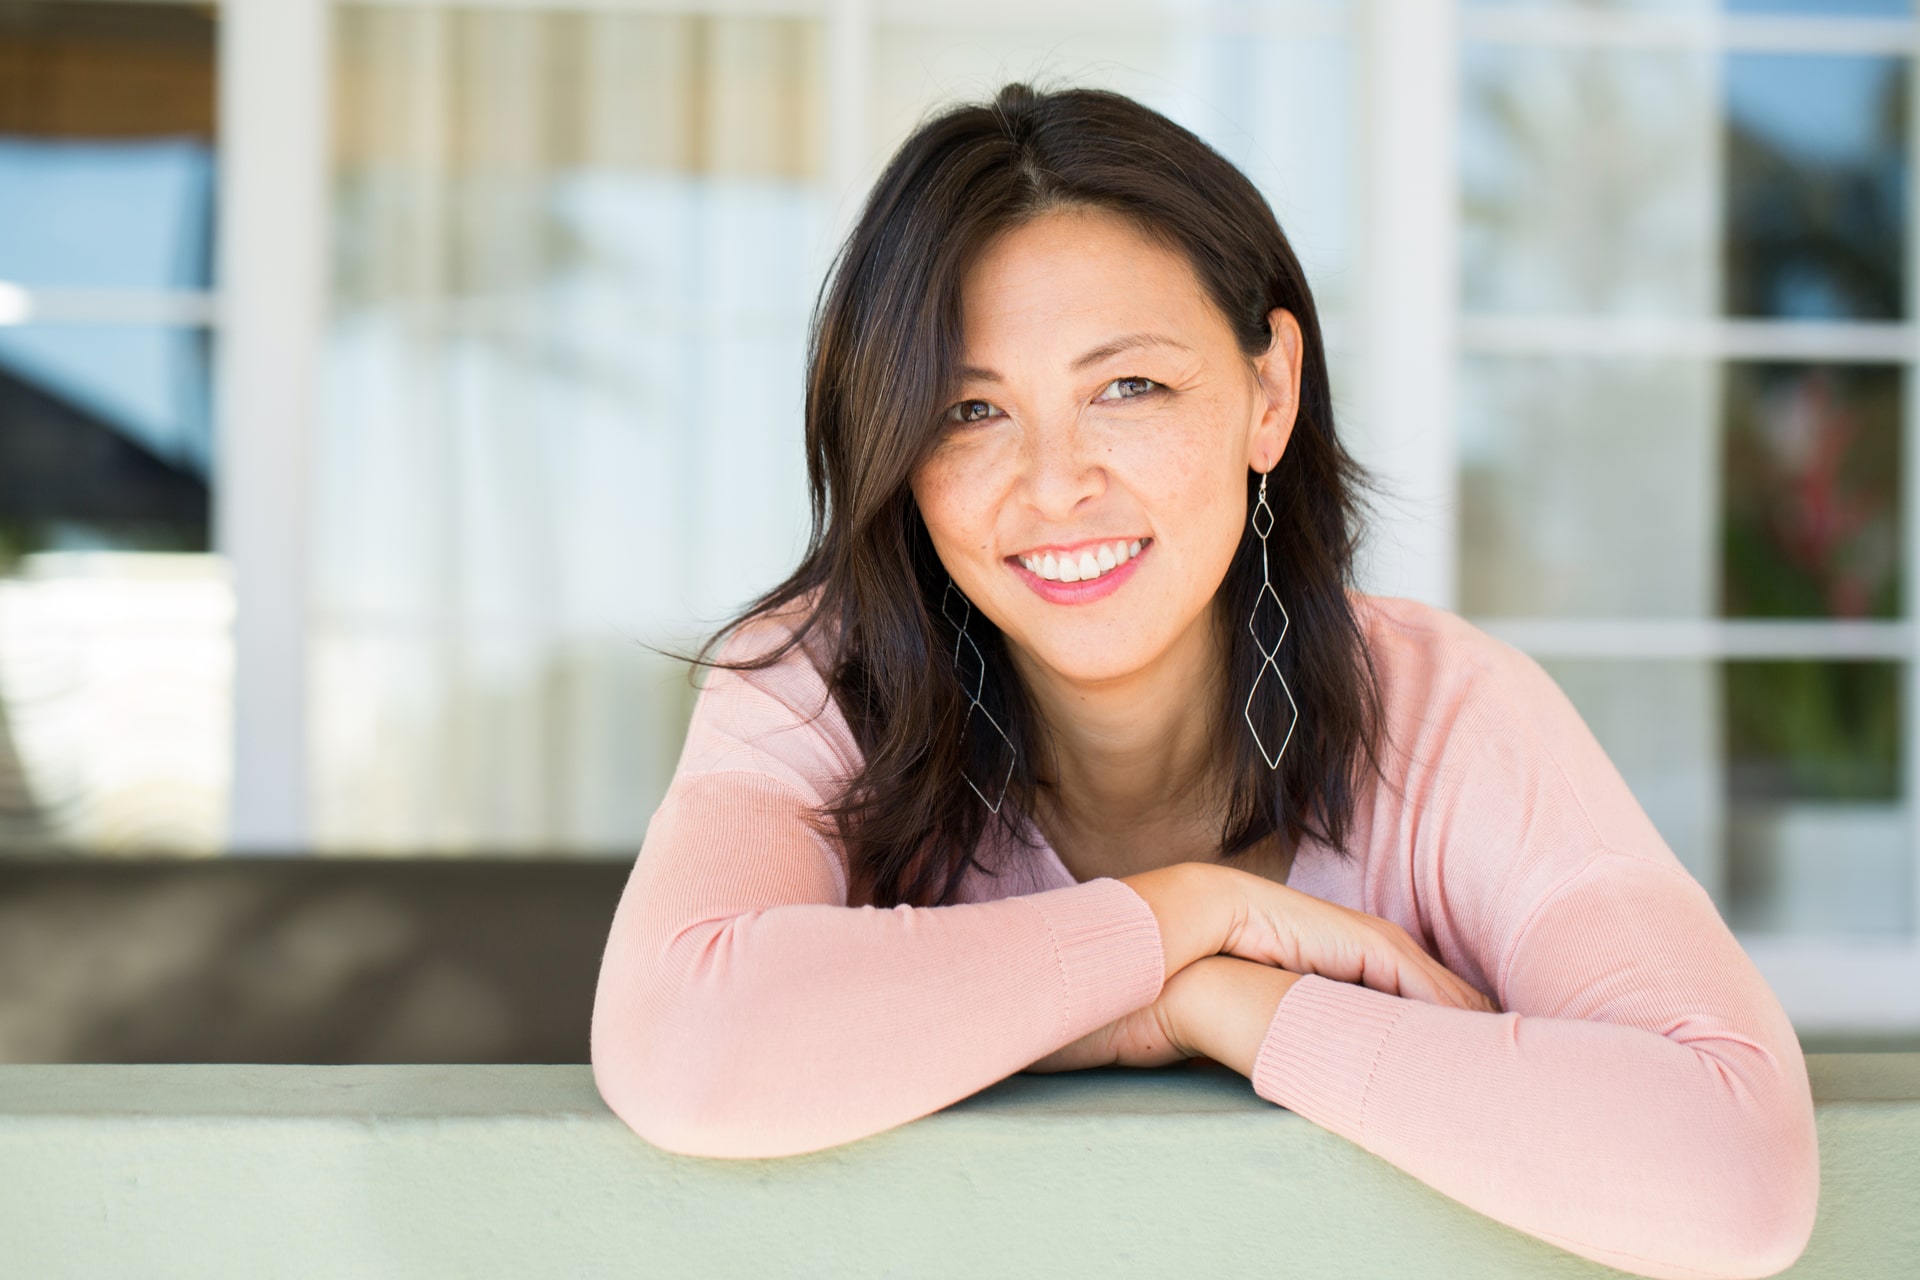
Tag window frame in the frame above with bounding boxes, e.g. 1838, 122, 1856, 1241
198, 0, 1920, 1028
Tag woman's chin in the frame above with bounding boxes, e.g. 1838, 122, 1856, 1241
1017, 641, 1168, 690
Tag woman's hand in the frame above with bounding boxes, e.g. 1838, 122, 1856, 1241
1028, 866, 1497, 1077
1212, 865, 1497, 1013
1023, 957, 1255, 1073
1122, 862, 1494, 1013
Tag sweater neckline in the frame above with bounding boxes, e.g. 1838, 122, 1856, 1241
1021, 814, 1307, 896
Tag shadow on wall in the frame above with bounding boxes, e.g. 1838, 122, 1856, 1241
3, 856, 1918, 1063
0, 857, 631, 1063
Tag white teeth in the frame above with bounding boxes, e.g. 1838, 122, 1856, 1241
1024, 540, 1147, 585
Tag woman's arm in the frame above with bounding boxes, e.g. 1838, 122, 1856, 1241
1181, 613, 1821, 1280
1224, 854, 1817, 1280
592, 768, 1195, 1159
591, 612, 1271, 1160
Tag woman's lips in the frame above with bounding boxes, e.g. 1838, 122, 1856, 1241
1007, 538, 1151, 604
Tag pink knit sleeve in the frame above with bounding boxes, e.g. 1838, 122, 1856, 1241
589, 624, 1166, 1159
1249, 620, 1821, 1280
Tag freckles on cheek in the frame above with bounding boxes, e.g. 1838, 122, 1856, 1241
923, 442, 1013, 544
915, 457, 990, 559
1137, 446, 1208, 513
1119, 411, 1217, 494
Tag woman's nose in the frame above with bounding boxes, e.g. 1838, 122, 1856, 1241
1020, 416, 1104, 518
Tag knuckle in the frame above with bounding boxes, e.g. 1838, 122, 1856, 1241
1360, 914, 1403, 944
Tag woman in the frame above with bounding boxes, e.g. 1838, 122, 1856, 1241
591, 84, 1818, 1278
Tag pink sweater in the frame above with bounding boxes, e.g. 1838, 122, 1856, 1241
590, 593, 1820, 1279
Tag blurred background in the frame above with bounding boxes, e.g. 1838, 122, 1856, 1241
3, 0, 1918, 1062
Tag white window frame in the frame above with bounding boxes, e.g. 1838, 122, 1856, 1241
0, 0, 316, 852
1458, 3, 1920, 1032
215, 0, 332, 853
200, 0, 1920, 1028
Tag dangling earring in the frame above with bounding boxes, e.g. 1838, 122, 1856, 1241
941, 578, 1017, 812
1245, 469, 1299, 770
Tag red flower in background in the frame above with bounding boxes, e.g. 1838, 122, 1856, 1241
1753, 369, 1892, 620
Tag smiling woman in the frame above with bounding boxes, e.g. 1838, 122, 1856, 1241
909, 205, 1327, 880
589, 84, 1819, 1280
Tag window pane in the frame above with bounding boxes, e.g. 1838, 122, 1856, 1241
0, 1, 216, 291
872, 14, 1356, 314
0, 551, 230, 853
1465, 357, 1907, 622
322, 6, 827, 853
1465, 0, 1909, 11
1539, 659, 1726, 894
1536, 657, 1915, 938
1460, 355, 1719, 617
1462, 1, 1705, 10
1721, 362, 1902, 620
1724, 53, 1907, 321
0, 323, 212, 535
1727, 660, 1900, 802
1724, 660, 1910, 936
321, 6, 1358, 854
0, 319, 218, 855
0, 2, 225, 856
331, 9, 826, 310
1725, 0, 1909, 15
1461, 45, 1717, 316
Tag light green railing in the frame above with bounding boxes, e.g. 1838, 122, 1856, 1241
2, 1055, 1914, 1278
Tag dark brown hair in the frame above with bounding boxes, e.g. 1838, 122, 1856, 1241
699, 82, 1385, 908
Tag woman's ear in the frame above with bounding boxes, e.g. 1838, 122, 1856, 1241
1248, 307, 1304, 473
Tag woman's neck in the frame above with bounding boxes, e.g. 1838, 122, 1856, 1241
1010, 604, 1234, 878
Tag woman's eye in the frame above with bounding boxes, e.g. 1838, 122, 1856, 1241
944, 399, 1001, 425
1099, 376, 1160, 401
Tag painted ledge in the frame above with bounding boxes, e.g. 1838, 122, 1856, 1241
2, 1055, 1915, 1278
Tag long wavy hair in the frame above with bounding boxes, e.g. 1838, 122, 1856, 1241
697, 82, 1386, 908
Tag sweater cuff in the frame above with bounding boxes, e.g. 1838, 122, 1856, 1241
1021, 877, 1167, 1036
1250, 974, 1408, 1142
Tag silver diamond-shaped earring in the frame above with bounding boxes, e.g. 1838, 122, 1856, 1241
1245, 469, 1299, 770
941, 578, 1017, 812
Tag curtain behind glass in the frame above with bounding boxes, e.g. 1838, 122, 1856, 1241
318, 8, 826, 854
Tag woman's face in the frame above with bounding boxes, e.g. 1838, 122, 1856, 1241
909, 205, 1302, 691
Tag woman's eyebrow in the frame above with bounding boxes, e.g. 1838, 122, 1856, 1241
958, 332, 1193, 384
1070, 331, 1191, 370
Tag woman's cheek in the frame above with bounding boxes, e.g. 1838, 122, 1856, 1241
915, 439, 1011, 553
1110, 428, 1209, 515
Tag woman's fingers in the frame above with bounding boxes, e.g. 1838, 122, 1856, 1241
1373, 917, 1496, 1011
1352, 918, 1494, 1012
1221, 872, 1498, 1013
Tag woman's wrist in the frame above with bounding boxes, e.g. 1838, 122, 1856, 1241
1119, 861, 1235, 982
1168, 955, 1301, 1078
